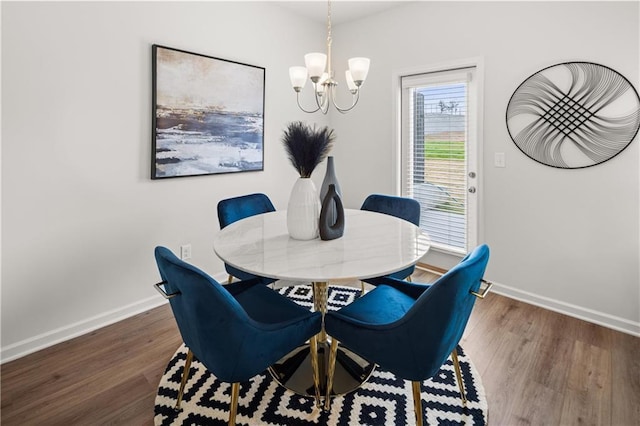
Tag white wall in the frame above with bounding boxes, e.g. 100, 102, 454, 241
329, 1, 639, 334
1, 1, 329, 361
2, 1, 639, 362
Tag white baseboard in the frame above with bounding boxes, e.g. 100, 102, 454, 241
3, 275, 637, 363
0, 295, 168, 364
1, 272, 234, 363
418, 265, 640, 337
492, 282, 640, 337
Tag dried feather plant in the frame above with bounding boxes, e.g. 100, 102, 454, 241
282, 121, 335, 178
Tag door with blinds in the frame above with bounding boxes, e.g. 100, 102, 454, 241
400, 67, 479, 255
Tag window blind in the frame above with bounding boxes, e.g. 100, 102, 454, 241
401, 68, 473, 254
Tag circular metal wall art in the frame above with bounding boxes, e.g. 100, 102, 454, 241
506, 62, 640, 169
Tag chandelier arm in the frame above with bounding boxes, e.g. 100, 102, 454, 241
329, 86, 361, 113
295, 92, 322, 114
313, 85, 330, 115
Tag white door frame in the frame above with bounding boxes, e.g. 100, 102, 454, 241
391, 57, 485, 255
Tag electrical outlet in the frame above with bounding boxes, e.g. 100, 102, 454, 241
180, 244, 192, 260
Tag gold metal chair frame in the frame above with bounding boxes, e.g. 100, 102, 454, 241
325, 280, 493, 424
158, 275, 492, 424
172, 336, 322, 426
360, 274, 412, 296
155, 280, 323, 425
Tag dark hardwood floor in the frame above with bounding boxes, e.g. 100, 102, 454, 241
2, 270, 639, 425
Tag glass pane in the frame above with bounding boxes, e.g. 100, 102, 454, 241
412, 83, 467, 251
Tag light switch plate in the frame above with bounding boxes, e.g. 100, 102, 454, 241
180, 244, 192, 260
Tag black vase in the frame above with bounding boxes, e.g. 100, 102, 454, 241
320, 156, 341, 226
319, 184, 345, 241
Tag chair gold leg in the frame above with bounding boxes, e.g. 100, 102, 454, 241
309, 334, 322, 407
360, 281, 365, 296
228, 382, 240, 426
451, 347, 467, 406
407, 275, 412, 282
227, 274, 233, 284
412, 381, 423, 426
324, 338, 339, 411
175, 349, 194, 410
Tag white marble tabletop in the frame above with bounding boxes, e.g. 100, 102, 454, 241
213, 209, 431, 282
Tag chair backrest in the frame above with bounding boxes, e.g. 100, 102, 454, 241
217, 193, 275, 229
398, 244, 490, 379
360, 194, 421, 279
360, 194, 421, 226
154, 246, 258, 382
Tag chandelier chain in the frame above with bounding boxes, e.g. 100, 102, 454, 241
289, 0, 368, 114
326, 0, 333, 76
327, 0, 332, 43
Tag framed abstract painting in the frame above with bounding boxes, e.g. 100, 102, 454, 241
151, 45, 265, 179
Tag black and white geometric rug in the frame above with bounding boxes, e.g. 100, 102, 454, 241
155, 286, 488, 425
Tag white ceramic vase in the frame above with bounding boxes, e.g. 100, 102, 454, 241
287, 177, 321, 240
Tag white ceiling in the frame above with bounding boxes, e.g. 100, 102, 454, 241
273, 1, 415, 26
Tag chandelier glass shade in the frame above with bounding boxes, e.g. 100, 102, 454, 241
289, 0, 370, 114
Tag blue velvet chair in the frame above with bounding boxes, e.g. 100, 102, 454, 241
324, 244, 491, 425
360, 194, 422, 292
217, 193, 276, 284
154, 246, 322, 425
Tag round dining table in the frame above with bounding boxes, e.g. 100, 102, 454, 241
213, 209, 431, 396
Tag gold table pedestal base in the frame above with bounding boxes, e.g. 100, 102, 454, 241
269, 342, 375, 397
269, 282, 374, 397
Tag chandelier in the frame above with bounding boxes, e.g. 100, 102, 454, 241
288, 0, 370, 114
